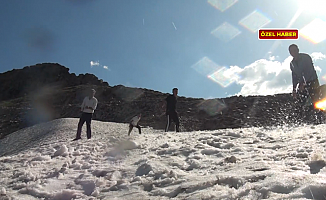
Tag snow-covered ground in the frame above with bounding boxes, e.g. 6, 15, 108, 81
1, 118, 326, 200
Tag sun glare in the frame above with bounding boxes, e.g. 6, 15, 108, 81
300, 18, 326, 43
298, 0, 326, 14
315, 98, 326, 110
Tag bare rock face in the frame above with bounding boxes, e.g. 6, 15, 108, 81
0, 63, 109, 101
0, 63, 325, 139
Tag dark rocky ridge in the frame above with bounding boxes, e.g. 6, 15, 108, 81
0, 63, 108, 101
0, 63, 325, 139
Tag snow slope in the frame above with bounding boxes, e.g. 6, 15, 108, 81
1, 118, 326, 200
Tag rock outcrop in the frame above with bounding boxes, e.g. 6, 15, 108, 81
0, 63, 108, 101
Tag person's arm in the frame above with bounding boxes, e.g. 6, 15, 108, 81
92, 99, 98, 110
81, 98, 86, 111
161, 98, 167, 113
161, 100, 166, 108
162, 96, 169, 108
136, 115, 141, 125
292, 76, 304, 99
308, 54, 314, 68
307, 54, 319, 81
292, 71, 299, 92
290, 62, 299, 98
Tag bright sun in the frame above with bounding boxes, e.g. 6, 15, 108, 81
297, 0, 326, 14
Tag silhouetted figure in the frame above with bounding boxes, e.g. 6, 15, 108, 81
289, 44, 320, 105
162, 88, 180, 132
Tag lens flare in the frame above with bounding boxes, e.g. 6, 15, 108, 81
208, 66, 238, 87
197, 98, 227, 116
211, 22, 241, 42
300, 18, 326, 44
315, 98, 326, 110
239, 9, 272, 33
113, 86, 144, 102
207, 0, 238, 12
191, 57, 221, 77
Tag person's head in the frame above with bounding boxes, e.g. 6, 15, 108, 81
89, 89, 96, 97
289, 44, 299, 59
172, 88, 178, 96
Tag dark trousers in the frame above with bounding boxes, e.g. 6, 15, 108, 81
128, 123, 141, 136
76, 112, 93, 139
165, 111, 180, 132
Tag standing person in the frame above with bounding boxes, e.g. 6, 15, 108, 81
128, 114, 141, 136
162, 88, 180, 132
73, 89, 98, 141
289, 44, 320, 105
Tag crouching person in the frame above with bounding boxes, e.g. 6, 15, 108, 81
128, 114, 141, 136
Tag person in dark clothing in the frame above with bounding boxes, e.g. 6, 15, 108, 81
163, 88, 180, 132
73, 89, 98, 141
128, 114, 142, 136
289, 44, 320, 105
289, 44, 324, 124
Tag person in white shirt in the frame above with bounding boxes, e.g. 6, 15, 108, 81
128, 114, 141, 136
73, 89, 98, 141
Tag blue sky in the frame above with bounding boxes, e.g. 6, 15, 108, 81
1, 0, 326, 99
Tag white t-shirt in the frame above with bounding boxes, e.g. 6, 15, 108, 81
81, 96, 98, 113
130, 115, 141, 126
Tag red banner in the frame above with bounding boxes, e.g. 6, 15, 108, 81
259, 29, 299, 40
